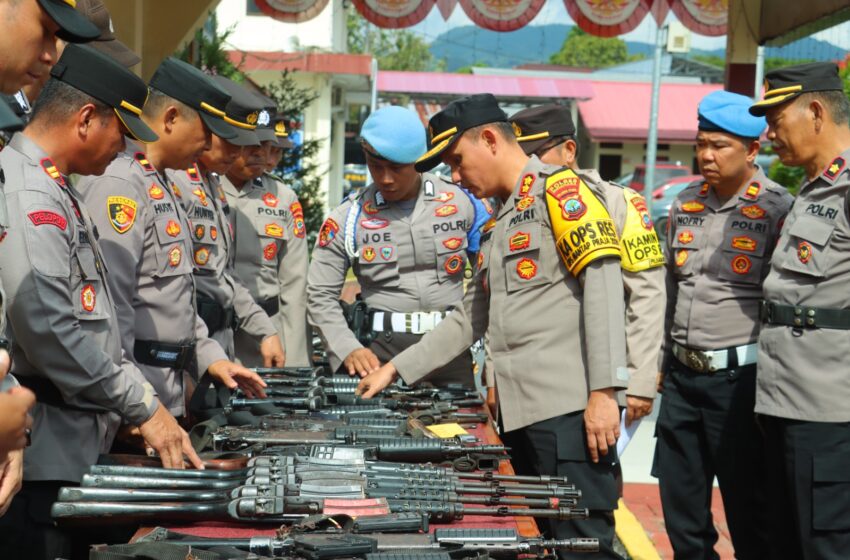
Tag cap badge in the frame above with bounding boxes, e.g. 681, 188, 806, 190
275, 121, 286, 134
258, 110, 271, 126
247, 112, 259, 125
512, 122, 522, 137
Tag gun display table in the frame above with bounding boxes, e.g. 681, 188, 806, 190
131, 412, 541, 542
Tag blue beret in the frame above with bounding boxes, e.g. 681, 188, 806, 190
698, 90, 766, 139
360, 106, 427, 164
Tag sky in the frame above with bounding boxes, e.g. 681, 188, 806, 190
408, 0, 850, 55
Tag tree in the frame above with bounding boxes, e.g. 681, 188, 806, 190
177, 12, 244, 79
346, 7, 444, 71
549, 27, 636, 69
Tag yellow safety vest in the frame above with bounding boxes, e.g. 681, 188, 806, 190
619, 188, 665, 272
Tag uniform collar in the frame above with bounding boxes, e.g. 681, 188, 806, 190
818, 147, 850, 185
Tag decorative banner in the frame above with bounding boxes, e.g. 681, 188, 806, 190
669, 0, 728, 36
459, 0, 547, 32
255, 0, 330, 23
352, 0, 437, 29
564, 0, 652, 38
436, 0, 458, 20
650, 0, 669, 25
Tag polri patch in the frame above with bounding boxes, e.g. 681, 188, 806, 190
149, 184, 164, 200
444, 254, 463, 275
509, 231, 531, 252
731, 236, 757, 252
361, 218, 389, 230
442, 237, 463, 250
80, 284, 96, 312
265, 223, 284, 238
435, 204, 458, 217
560, 195, 586, 221
194, 247, 210, 266
515, 195, 534, 212
675, 249, 688, 267
263, 242, 277, 261
194, 224, 205, 241
677, 230, 694, 245
28, 210, 67, 230
168, 246, 182, 267
798, 241, 812, 264
107, 196, 137, 234
165, 220, 181, 238
263, 192, 279, 208
318, 218, 339, 248
681, 200, 705, 213
740, 205, 766, 219
380, 246, 394, 260
731, 254, 752, 274
362, 246, 376, 262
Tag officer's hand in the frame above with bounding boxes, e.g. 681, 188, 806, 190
625, 395, 653, 427
344, 348, 381, 378
0, 449, 23, 517
584, 388, 620, 463
0, 386, 35, 460
138, 402, 204, 470
207, 360, 268, 399
260, 335, 285, 368
656, 372, 665, 394
486, 386, 498, 420
356, 363, 399, 398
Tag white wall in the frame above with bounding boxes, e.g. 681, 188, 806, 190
215, 0, 344, 52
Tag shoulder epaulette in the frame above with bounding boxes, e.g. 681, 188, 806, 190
186, 164, 202, 183
133, 152, 156, 175
40, 157, 65, 187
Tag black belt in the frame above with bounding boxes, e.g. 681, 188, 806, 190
15, 374, 109, 414
133, 340, 196, 370
760, 300, 850, 329
259, 297, 279, 317
197, 293, 236, 335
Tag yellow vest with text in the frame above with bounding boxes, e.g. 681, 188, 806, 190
618, 188, 665, 272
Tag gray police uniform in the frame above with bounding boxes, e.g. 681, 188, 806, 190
307, 175, 477, 387
758, 151, 850, 559
656, 168, 791, 559
77, 147, 228, 416
391, 157, 629, 558
170, 165, 277, 359
222, 173, 311, 367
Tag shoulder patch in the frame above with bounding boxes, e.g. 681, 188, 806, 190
519, 173, 535, 197
186, 165, 202, 184
28, 210, 67, 230
545, 168, 620, 276
134, 152, 156, 174
743, 182, 761, 200
39, 158, 65, 187
107, 196, 137, 234
619, 190, 664, 272
824, 156, 846, 181
318, 218, 339, 248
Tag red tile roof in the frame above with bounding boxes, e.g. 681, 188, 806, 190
227, 51, 373, 75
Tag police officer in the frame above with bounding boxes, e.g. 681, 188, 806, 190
222, 104, 312, 367
77, 57, 266, 420
358, 94, 629, 558
510, 103, 666, 428
0, 44, 204, 559
656, 91, 792, 559
751, 63, 850, 559
308, 106, 484, 386
169, 76, 284, 367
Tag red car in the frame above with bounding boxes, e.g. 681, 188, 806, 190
628, 163, 692, 193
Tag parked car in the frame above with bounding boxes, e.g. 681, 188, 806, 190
629, 163, 691, 193
650, 174, 702, 244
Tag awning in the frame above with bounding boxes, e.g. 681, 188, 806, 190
578, 80, 722, 143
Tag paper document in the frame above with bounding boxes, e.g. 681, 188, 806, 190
616, 409, 642, 456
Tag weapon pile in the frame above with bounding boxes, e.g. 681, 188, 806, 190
54, 367, 602, 559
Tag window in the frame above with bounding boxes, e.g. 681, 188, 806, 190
600, 142, 623, 149
247, 0, 263, 15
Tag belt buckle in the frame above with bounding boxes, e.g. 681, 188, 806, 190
407, 312, 441, 335
685, 349, 710, 373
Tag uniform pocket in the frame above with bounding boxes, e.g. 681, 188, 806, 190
152, 216, 192, 277
812, 450, 850, 531
435, 235, 468, 284
717, 230, 767, 285
72, 246, 110, 320
356, 244, 400, 286
253, 216, 285, 266
670, 227, 705, 277
778, 216, 835, 279
188, 219, 217, 272
504, 222, 546, 292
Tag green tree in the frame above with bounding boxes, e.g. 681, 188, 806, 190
177, 12, 244, 79
346, 7, 444, 71
549, 27, 636, 69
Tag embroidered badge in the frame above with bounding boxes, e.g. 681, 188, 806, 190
210, 226, 218, 241
360, 218, 389, 230
165, 220, 181, 238
675, 249, 688, 267
798, 241, 813, 264
515, 195, 535, 212
545, 175, 578, 200
293, 218, 305, 239
698, 183, 709, 197
444, 254, 464, 275
192, 188, 208, 207
80, 284, 96, 312
442, 237, 463, 251
362, 201, 379, 215
149, 184, 164, 200
518, 174, 535, 197
107, 196, 137, 234
194, 247, 210, 266
630, 196, 653, 230
424, 179, 435, 198
435, 191, 455, 203
168, 246, 182, 267
380, 246, 394, 260
731, 254, 752, 274
435, 204, 458, 217
560, 195, 587, 221
741, 205, 766, 219
263, 192, 279, 208
134, 152, 155, 173
263, 242, 278, 261
743, 182, 761, 200
265, 223, 284, 238
318, 218, 339, 248
40, 158, 65, 186
186, 165, 201, 183
681, 201, 705, 213
509, 231, 531, 252
290, 201, 304, 219
362, 246, 376, 262
731, 236, 757, 252
516, 258, 537, 280
825, 157, 846, 180
28, 210, 67, 230
194, 224, 205, 240
677, 230, 694, 245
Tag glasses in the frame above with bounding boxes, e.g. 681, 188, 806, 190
532, 136, 571, 158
